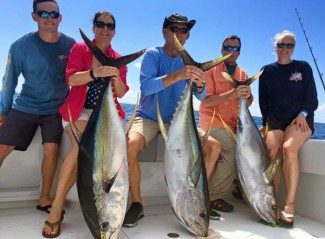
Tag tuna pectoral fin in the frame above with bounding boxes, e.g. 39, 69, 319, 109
263, 149, 282, 184
201, 109, 215, 147
68, 103, 82, 144
124, 94, 139, 135
218, 112, 236, 140
156, 96, 168, 141
102, 171, 119, 193
189, 156, 203, 188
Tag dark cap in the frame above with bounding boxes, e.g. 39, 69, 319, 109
163, 13, 196, 30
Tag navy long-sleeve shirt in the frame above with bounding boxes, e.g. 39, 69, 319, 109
259, 60, 318, 126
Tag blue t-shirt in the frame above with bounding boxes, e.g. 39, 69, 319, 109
137, 46, 206, 123
0, 31, 76, 115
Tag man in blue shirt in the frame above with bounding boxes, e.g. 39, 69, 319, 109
0, 0, 75, 214
123, 13, 212, 228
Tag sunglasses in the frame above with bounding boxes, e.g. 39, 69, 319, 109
169, 26, 189, 34
277, 42, 295, 49
36, 10, 60, 19
223, 45, 241, 52
94, 21, 115, 30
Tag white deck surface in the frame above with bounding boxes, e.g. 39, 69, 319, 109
0, 199, 324, 239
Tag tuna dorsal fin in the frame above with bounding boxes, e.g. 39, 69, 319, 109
79, 29, 146, 68
124, 94, 139, 135
156, 95, 168, 141
263, 149, 282, 184
218, 111, 236, 140
201, 109, 216, 147
68, 103, 82, 144
173, 34, 231, 71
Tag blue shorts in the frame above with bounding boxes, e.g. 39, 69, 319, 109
0, 109, 63, 151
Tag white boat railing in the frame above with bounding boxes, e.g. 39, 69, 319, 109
0, 130, 324, 224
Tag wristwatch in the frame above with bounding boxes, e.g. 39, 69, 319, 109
89, 68, 96, 80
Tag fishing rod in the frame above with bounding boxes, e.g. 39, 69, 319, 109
295, 8, 325, 92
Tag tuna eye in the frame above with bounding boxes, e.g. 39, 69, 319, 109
199, 212, 206, 218
100, 221, 109, 231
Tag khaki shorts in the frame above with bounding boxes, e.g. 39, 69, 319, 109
129, 117, 170, 146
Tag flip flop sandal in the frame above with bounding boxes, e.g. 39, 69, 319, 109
36, 204, 52, 214
42, 216, 63, 238
278, 210, 294, 228
36, 204, 66, 214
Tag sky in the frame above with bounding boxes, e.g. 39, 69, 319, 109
0, 0, 324, 122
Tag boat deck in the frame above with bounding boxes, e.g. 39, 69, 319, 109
0, 199, 324, 239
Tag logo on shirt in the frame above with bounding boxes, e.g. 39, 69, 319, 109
58, 55, 68, 61
289, 72, 303, 82
2, 53, 11, 91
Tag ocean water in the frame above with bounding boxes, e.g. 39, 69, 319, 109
121, 103, 325, 140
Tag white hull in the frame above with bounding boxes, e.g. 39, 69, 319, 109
0, 131, 324, 238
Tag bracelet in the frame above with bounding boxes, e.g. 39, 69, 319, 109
89, 68, 96, 80
298, 110, 308, 118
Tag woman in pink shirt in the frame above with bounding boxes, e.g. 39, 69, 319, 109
42, 10, 128, 238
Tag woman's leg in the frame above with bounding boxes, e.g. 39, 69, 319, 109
281, 124, 311, 221
265, 129, 284, 198
42, 120, 88, 236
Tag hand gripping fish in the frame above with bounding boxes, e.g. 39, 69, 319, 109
69, 29, 144, 239
222, 71, 281, 225
157, 35, 230, 237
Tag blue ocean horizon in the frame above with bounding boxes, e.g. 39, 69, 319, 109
121, 103, 325, 140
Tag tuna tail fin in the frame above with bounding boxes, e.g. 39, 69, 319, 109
173, 34, 231, 71
222, 69, 264, 87
201, 109, 216, 147
198, 53, 232, 72
79, 28, 146, 68
244, 69, 264, 86
222, 72, 240, 88
263, 149, 282, 184
218, 112, 236, 140
156, 95, 168, 141
68, 103, 82, 144
124, 94, 139, 135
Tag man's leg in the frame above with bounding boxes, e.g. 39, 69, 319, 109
123, 131, 146, 228
123, 117, 160, 227
0, 145, 15, 167
39, 143, 59, 206
127, 131, 146, 203
202, 135, 221, 179
208, 129, 236, 212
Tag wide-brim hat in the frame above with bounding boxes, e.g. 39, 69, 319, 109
163, 13, 196, 30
